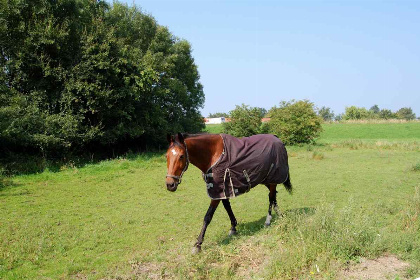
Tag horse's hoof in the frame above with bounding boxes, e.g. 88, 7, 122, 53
264, 215, 272, 227
264, 222, 271, 227
192, 246, 201, 255
228, 229, 237, 236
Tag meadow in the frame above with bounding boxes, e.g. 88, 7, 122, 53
1, 122, 419, 279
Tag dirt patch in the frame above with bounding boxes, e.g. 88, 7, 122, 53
339, 255, 410, 280
130, 261, 170, 280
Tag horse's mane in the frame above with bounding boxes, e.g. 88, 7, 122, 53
182, 132, 212, 139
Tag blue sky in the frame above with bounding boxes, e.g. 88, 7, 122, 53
122, 0, 420, 117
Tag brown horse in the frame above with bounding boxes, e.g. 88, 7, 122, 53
166, 132, 292, 253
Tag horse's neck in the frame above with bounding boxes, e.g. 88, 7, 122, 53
185, 135, 223, 173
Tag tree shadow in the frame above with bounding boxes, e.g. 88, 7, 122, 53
218, 206, 316, 246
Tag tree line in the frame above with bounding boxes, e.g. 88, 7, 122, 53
0, 0, 204, 159
218, 101, 417, 145
319, 105, 417, 121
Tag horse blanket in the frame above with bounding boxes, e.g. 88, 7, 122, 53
203, 134, 289, 200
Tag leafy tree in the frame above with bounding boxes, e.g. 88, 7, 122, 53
343, 106, 373, 120
334, 114, 343, 121
379, 109, 396, 120
369, 105, 380, 114
222, 104, 262, 137
208, 112, 229, 118
318, 106, 335, 121
268, 100, 323, 145
396, 107, 416, 120
0, 0, 204, 156
256, 107, 268, 118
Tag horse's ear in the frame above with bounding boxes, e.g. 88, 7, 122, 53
167, 133, 174, 143
177, 132, 184, 143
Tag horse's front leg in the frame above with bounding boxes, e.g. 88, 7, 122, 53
193, 199, 220, 254
222, 199, 237, 236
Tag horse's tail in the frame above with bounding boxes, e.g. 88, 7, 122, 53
283, 172, 293, 194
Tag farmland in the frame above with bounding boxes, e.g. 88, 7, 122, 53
1, 122, 419, 279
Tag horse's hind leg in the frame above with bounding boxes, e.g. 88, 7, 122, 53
265, 184, 278, 226
222, 199, 237, 236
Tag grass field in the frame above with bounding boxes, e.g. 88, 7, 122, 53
1, 122, 419, 279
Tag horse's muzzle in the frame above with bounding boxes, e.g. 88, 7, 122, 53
166, 183, 178, 192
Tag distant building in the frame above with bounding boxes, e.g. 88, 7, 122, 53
204, 117, 226, 124
204, 117, 269, 124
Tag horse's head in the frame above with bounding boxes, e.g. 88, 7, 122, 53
165, 133, 189, 192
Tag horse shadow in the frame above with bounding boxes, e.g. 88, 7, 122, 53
218, 207, 316, 246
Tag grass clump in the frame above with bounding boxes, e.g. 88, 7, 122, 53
411, 162, 420, 172
312, 151, 325, 160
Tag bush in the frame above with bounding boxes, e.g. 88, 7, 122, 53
396, 107, 416, 120
222, 104, 262, 137
343, 106, 375, 120
268, 100, 323, 145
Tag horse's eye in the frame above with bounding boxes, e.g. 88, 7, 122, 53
180, 155, 184, 160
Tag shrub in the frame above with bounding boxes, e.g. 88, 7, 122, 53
396, 107, 416, 120
223, 104, 262, 137
268, 100, 323, 145
343, 106, 375, 120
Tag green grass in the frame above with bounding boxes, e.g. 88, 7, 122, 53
320, 122, 420, 143
204, 124, 224, 134
1, 122, 420, 279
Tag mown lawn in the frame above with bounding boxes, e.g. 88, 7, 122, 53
1, 123, 419, 279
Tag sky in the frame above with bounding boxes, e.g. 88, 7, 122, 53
122, 0, 420, 117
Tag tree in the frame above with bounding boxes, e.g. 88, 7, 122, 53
318, 106, 335, 121
268, 100, 323, 145
256, 107, 268, 118
369, 105, 380, 114
334, 114, 343, 121
396, 107, 416, 120
222, 104, 262, 137
343, 106, 372, 120
0, 0, 204, 156
379, 109, 396, 120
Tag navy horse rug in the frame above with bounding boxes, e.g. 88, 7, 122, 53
203, 134, 290, 200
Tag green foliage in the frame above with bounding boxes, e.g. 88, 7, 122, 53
343, 105, 417, 121
343, 106, 374, 120
268, 100, 323, 145
256, 107, 268, 118
222, 104, 262, 137
318, 106, 335, 121
0, 0, 204, 156
369, 104, 380, 114
379, 109, 397, 119
396, 107, 416, 120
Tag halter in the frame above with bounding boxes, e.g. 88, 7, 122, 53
166, 142, 189, 184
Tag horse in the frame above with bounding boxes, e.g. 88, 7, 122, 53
165, 132, 292, 253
